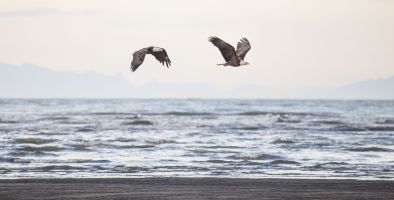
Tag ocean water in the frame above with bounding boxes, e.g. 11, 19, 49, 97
0, 99, 393, 179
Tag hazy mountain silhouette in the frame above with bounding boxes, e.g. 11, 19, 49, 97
228, 77, 394, 99
0, 63, 393, 99
0, 63, 134, 98
0, 63, 217, 98
334, 77, 394, 99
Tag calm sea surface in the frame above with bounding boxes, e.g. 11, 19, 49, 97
0, 99, 393, 179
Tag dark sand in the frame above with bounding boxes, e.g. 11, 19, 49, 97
1, 178, 393, 200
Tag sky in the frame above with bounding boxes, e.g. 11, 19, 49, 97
1, 0, 394, 90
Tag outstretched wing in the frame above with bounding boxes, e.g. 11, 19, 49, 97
236, 37, 251, 61
130, 48, 148, 72
151, 48, 171, 68
208, 36, 238, 64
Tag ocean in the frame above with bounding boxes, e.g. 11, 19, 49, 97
0, 99, 393, 179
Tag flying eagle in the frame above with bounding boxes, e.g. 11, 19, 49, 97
208, 36, 251, 67
130, 46, 171, 72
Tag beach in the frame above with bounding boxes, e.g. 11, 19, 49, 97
1, 99, 393, 199
1, 178, 393, 200
2, 0, 394, 199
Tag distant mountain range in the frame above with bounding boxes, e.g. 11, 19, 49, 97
333, 77, 394, 99
1, 63, 393, 99
0, 63, 133, 98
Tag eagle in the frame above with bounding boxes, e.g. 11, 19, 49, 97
130, 46, 171, 72
208, 36, 251, 67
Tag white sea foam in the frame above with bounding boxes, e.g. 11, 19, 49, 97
0, 99, 393, 179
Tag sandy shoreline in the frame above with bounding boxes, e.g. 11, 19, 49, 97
0, 178, 393, 200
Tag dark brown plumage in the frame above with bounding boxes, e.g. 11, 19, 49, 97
236, 37, 251, 61
130, 46, 171, 72
209, 36, 251, 67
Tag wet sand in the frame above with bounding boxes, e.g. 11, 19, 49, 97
0, 178, 393, 200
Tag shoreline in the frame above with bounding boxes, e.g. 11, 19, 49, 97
1, 178, 393, 199
1, 176, 393, 180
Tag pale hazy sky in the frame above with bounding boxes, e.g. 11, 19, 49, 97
1, 0, 394, 89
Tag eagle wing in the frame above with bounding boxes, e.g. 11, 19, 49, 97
151, 48, 171, 68
209, 36, 239, 65
236, 37, 251, 61
130, 48, 148, 72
